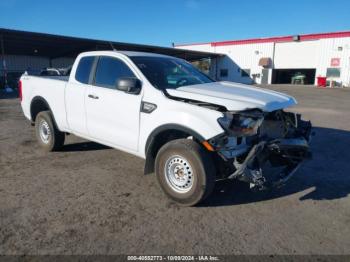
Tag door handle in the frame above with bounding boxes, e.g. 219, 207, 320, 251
88, 94, 99, 99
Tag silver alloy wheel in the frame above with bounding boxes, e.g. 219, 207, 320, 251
39, 119, 51, 144
164, 155, 194, 193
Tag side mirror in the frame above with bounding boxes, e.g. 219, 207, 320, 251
116, 77, 142, 94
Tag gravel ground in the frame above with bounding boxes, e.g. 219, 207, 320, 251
0, 85, 350, 255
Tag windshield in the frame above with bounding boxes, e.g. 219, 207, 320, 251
130, 56, 214, 90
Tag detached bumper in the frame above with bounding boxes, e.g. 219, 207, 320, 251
228, 136, 311, 190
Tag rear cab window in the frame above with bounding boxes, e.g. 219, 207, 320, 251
75, 56, 95, 84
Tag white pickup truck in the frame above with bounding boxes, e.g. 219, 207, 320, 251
20, 51, 312, 206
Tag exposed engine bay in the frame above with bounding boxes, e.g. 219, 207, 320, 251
210, 109, 312, 190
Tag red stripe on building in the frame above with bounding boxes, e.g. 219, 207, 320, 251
211, 36, 292, 46
175, 31, 350, 47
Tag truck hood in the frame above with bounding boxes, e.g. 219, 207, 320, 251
166, 81, 297, 112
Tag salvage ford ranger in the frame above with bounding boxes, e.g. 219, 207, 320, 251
20, 51, 312, 206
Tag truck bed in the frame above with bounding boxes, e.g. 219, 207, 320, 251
26, 74, 69, 82
20, 75, 70, 132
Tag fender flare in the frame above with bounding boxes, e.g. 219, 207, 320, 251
144, 123, 205, 155
143, 124, 206, 175
30, 96, 60, 129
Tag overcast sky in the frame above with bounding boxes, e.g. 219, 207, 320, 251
1, 0, 349, 47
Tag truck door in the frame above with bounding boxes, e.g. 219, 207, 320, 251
65, 56, 95, 136
85, 56, 142, 152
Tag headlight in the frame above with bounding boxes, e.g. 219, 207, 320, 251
218, 110, 264, 137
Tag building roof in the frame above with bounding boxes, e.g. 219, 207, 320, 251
118, 51, 174, 58
0, 28, 221, 61
176, 31, 350, 47
79, 50, 178, 59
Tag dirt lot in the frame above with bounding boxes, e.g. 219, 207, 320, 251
1, 85, 350, 255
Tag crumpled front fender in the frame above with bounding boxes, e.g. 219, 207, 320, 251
228, 117, 313, 190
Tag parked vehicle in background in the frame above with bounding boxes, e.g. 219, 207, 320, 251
19, 51, 312, 206
40, 68, 61, 76
291, 72, 306, 85
39, 67, 71, 76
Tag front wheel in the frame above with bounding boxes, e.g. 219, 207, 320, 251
155, 139, 216, 206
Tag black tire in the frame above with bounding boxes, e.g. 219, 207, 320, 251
35, 111, 65, 151
155, 139, 216, 206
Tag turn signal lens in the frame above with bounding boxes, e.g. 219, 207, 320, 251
202, 141, 215, 152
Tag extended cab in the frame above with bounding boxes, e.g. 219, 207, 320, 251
20, 51, 312, 206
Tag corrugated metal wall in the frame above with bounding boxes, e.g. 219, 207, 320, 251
315, 37, 350, 85
0, 55, 75, 89
0, 55, 49, 72
214, 43, 274, 84
274, 41, 319, 69
51, 57, 75, 68
0, 55, 74, 73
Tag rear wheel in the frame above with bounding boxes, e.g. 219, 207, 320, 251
155, 139, 215, 206
35, 111, 65, 151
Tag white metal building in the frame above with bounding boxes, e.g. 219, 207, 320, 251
175, 31, 350, 87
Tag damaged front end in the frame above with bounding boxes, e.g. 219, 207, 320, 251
210, 109, 312, 190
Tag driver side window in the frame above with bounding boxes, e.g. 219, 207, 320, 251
94, 56, 135, 89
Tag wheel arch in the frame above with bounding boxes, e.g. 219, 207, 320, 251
30, 96, 59, 129
144, 124, 205, 175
